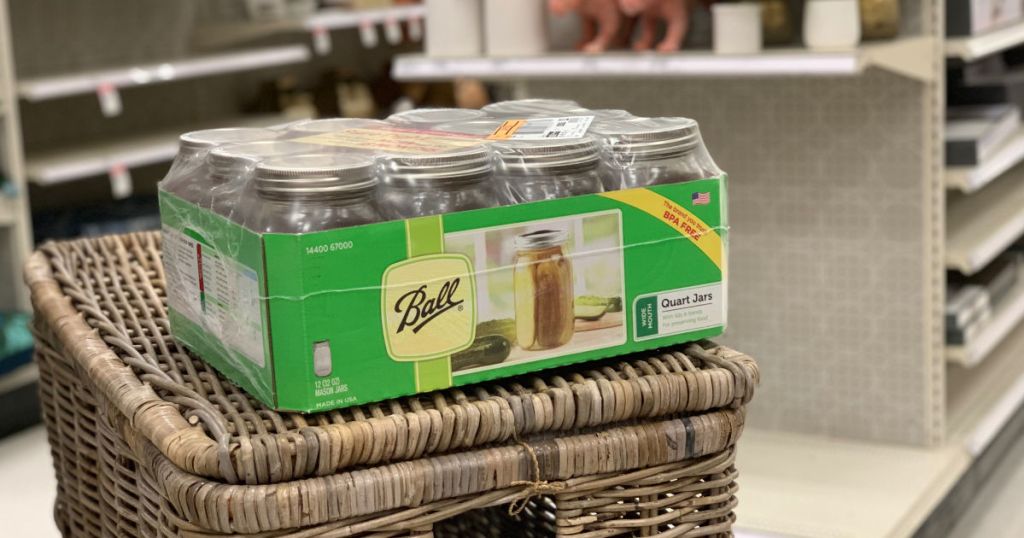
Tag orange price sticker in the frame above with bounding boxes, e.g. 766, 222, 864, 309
487, 119, 527, 140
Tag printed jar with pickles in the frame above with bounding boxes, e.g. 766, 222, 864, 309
513, 230, 575, 351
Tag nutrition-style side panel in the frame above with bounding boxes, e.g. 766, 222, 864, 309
159, 191, 275, 405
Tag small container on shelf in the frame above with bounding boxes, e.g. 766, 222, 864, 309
483, 0, 548, 57
711, 3, 764, 54
859, 0, 900, 40
425, 0, 483, 57
803, 0, 862, 50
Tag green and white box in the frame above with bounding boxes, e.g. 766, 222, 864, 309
160, 178, 728, 412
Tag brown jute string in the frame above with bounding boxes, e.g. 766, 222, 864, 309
507, 437, 565, 517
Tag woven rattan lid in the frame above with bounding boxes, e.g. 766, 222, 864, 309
27, 231, 758, 486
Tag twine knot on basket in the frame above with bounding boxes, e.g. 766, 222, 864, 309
508, 439, 566, 516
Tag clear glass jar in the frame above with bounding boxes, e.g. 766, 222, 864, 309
161, 127, 277, 199
593, 117, 719, 190
386, 108, 486, 130
195, 141, 315, 219
250, 154, 381, 233
378, 145, 498, 219
283, 118, 390, 138
482, 99, 587, 119
493, 137, 603, 204
514, 229, 575, 351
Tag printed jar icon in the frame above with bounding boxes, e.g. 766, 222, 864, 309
514, 229, 575, 351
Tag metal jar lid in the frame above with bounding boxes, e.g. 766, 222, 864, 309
285, 118, 389, 137
256, 154, 377, 198
435, 119, 507, 137
207, 141, 314, 183
493, 137, 599, 175
387, 108, 486, 128
514, 229, 569, 250
179, 127, 277, 155
592, 117, 701, 161
482, 99, 587, 118
591, 109, 638, 122
380, 145, 493, 188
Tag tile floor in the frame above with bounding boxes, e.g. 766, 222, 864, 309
2, 422, 1024, 538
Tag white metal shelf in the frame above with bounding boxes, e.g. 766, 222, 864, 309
18, 45, 311, 102
393, 38, 934, 81
948, 322, 1024, 456
947, 166, 1024, 275
946, 22, 1024, 61
735, 429, 967, 538
25, 114, 298, 185
0, 362, 38, 395
195, 5, 427, 49
304, 4, 425, 31
947, 266, 1024, 367
738, 323, 1024, 538
946, 129, 1024, 193
0, 196, 16, 226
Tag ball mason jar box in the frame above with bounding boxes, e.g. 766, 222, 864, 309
159, 112, 729, 412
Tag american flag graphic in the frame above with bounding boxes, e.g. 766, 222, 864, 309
692, 192, 711, 205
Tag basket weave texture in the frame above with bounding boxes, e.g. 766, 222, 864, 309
26, 232, 758, 537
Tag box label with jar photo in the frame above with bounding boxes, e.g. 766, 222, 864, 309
160, 176, 727, 412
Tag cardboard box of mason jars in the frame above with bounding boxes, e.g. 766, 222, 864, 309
160, 126, 729, 412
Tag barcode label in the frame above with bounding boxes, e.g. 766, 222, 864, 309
488, 116, 594, 141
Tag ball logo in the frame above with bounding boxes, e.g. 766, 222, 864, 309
381, 254, 476, 361
394, 278, 465, 334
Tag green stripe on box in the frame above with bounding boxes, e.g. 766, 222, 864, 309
405, 215, 452, 392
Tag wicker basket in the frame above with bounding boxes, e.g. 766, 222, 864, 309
26, 232, 759, 537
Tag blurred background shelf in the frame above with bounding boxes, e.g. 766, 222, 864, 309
737, 324, 1024, 537
947, 266, 1024, 367
25, 113, 298, 185
0, 197, 16, 226
735, 430, 967, 538
947, 22, 1024, 61
946, 129, 1024, 193
305, 4, 425, 31
393, 38, 934, 81
195, 5, 426, 49
0, 362, 39, 438
946, 167, 1024, 275
17, 45, 311, 101
948, 324, 1024, 456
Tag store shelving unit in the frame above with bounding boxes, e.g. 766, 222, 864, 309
25, 114, 297, 185
946, 166, 1024, 275
394, 38, 934, 81
946, 21, 1024, 61
945, 129, 1024, 193
0, 0, 30, 312
0, 196, 17, 226
948, 324, 1024, 456
393, 3, 1024, 536
194, 4, 426, 50
305, 4, 425, 31
18, 45, 310, 102
947, 266, 1024, 367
